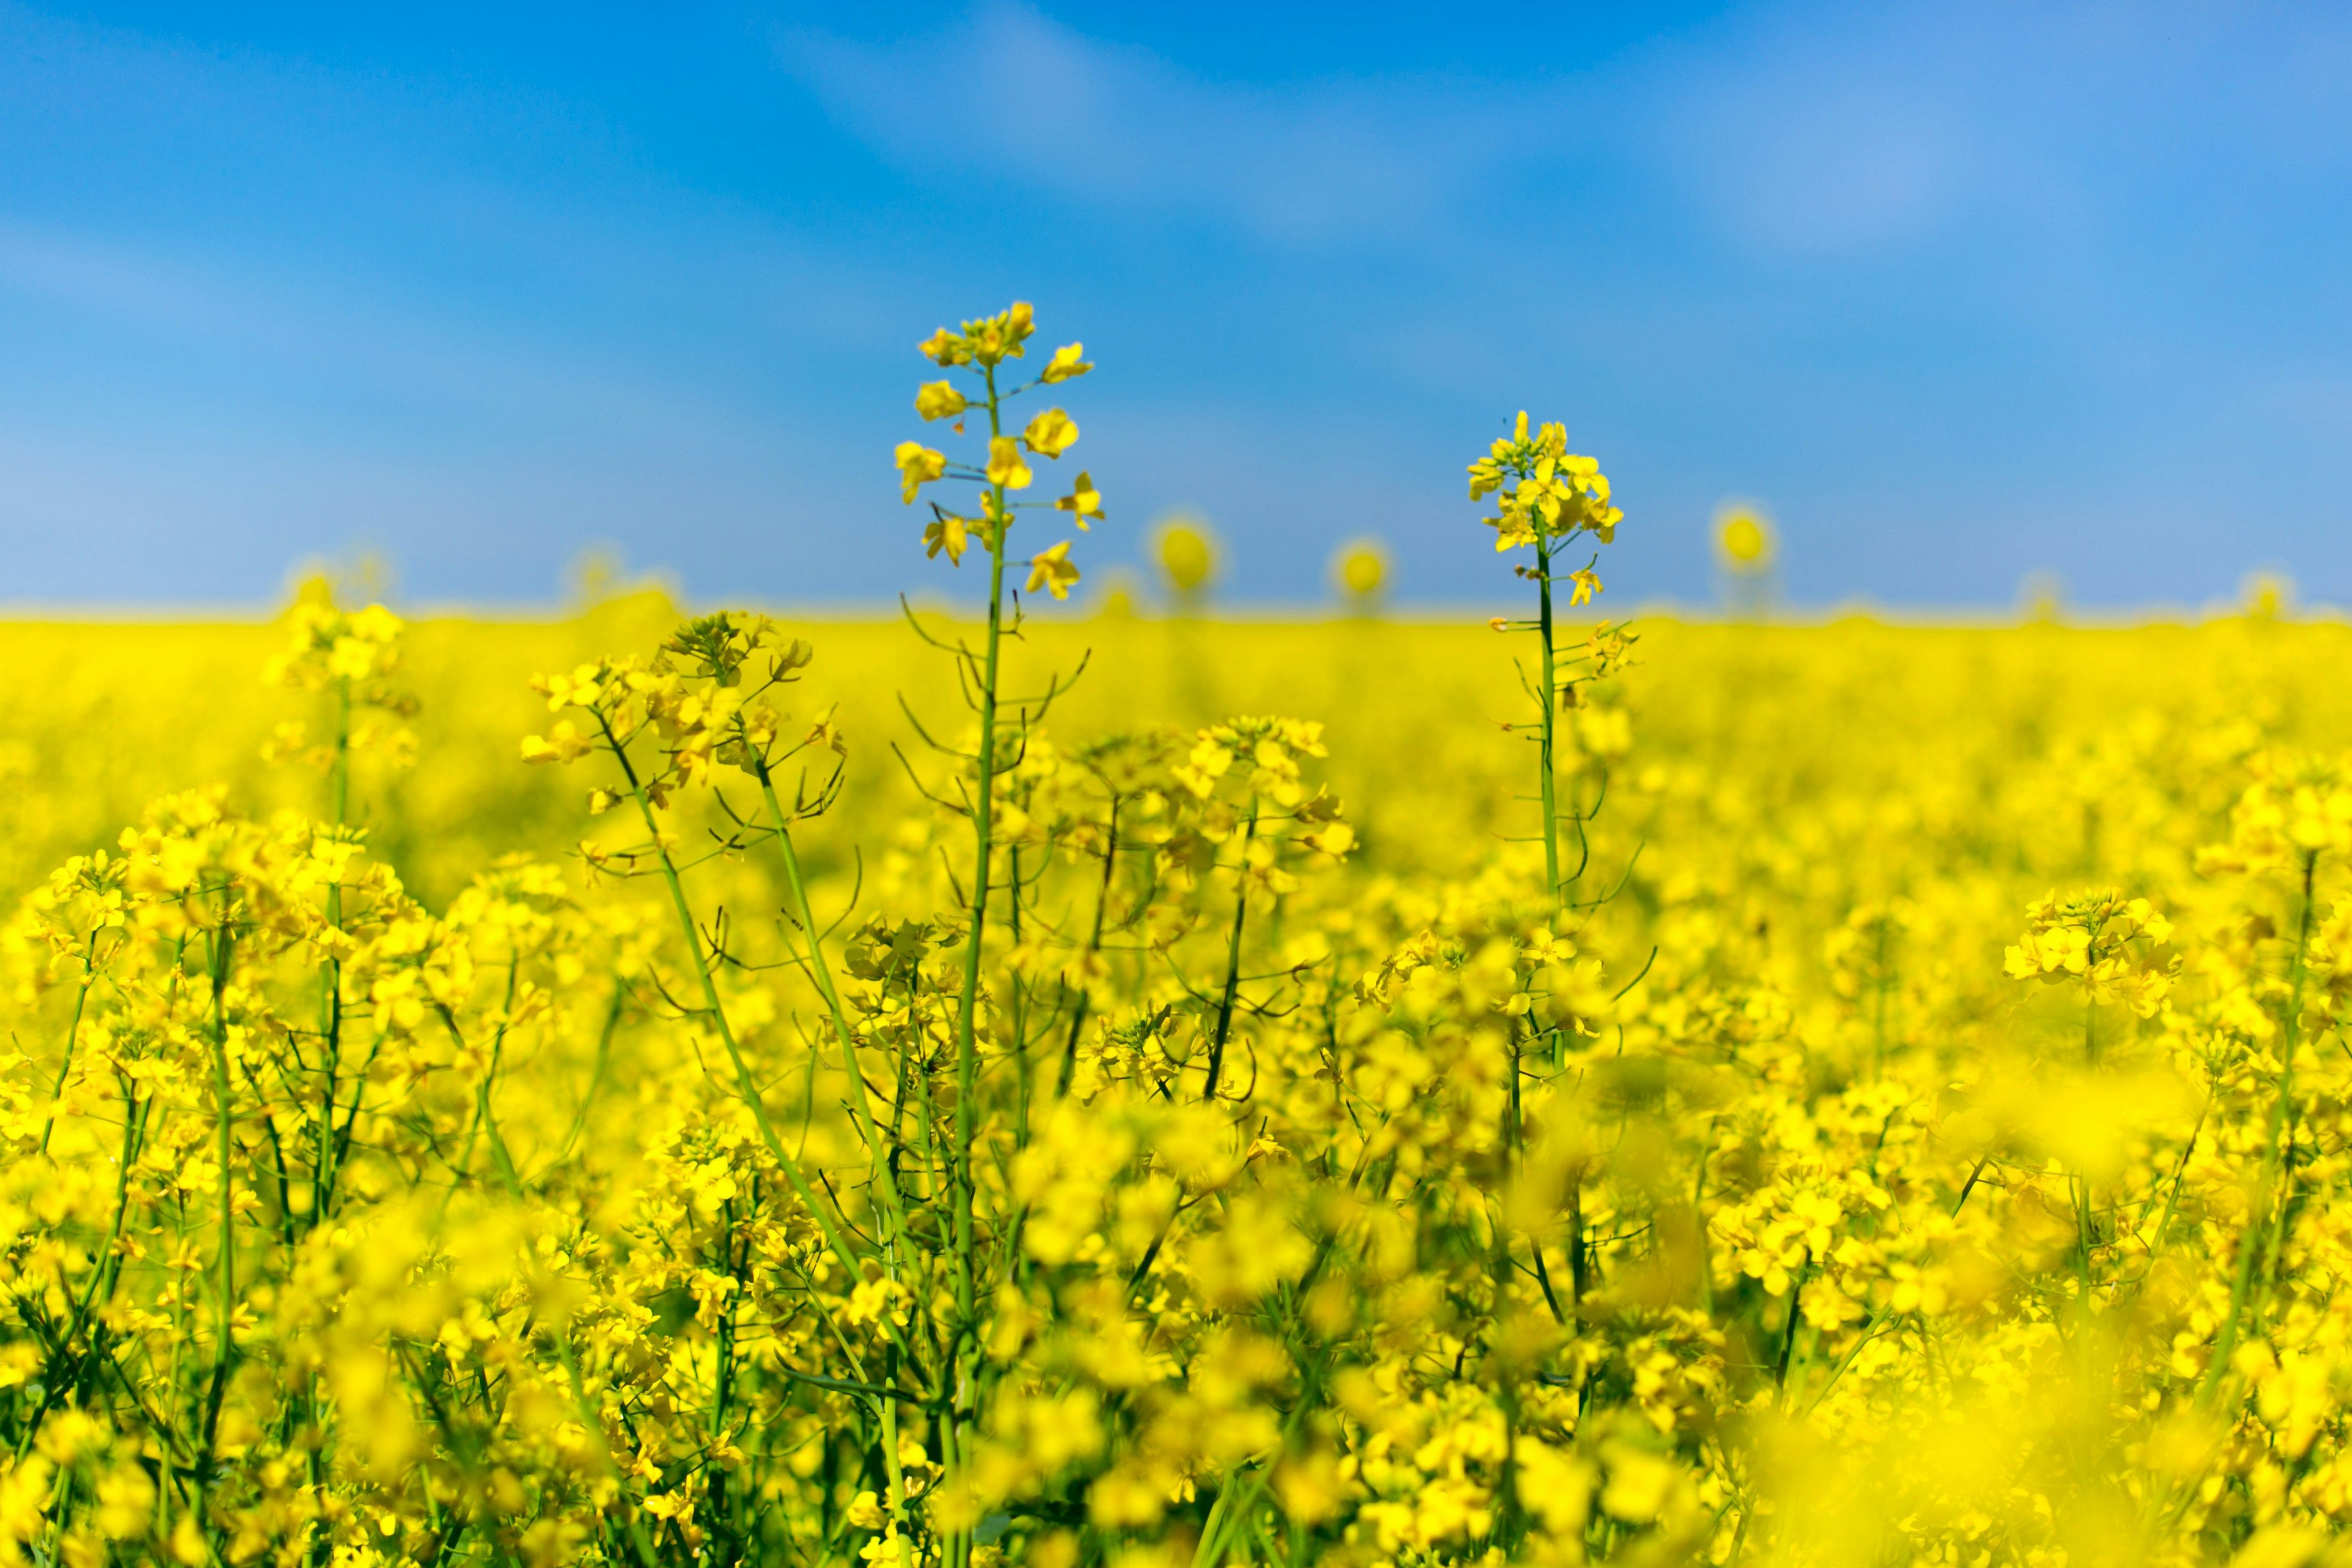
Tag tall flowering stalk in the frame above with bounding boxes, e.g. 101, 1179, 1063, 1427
1466, 415, 1625, 1547
896, 302, 1102, 1568
1468, 413, 1622, 917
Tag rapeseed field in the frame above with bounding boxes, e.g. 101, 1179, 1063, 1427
7, 304, 2352, 1568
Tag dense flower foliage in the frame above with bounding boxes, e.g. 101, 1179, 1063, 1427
4, 308, 2352, 1568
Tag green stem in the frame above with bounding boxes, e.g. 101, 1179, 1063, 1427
198, 905, 238, 1487
315, 676, 350, 1227
750, 760, 914, 1246
2256, 853, 2320, 1301
35, 933, 97, 1156
1535, 535, 1562, 915
597, 713, 869, 1293
2200, 848, 2320, 1405
1201, 802, 1259, 1100
1054, 798, 1119, 1100
942, 365, 1012, 1568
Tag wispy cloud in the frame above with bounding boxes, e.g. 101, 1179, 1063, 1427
781, 0, 2352, 276
1661, 65, 1975, 256
782, 4, 1535, 245
783, 2, 2013, 262
0, 220, 774, 450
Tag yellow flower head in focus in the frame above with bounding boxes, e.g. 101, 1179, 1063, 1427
1467, 411, 1622, 555
2002, 889, 2176, 1016
900, 302, 1102, 578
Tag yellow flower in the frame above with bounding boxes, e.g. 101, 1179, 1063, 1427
895, 441, 947, 503
1468, 412, 1620, 551
93, 1465, 154, 1540
987, 437, 1033, 492
915, 380, 968, 422
350, 603, 403, 642
1055, 472, 1104, 529
1156, 518, 1216, 595
328, 636, 377, 680
519, 721, 594, 765
1334, 539, 1387, 601
968, 301, 1035, 366
925, 514, 971, 565
1568, 567, 1602, 606
919, 326, 966, 367
1041, 341, 1092, 383
1026, 541, 1081, 600
1023, 407, 1079, 459
1716, 504, 1774, 573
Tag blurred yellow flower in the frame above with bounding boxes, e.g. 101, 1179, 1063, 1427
1023, 407, 1079, 459
1056, 472, 1104, 529
1026, 540, 1081, 600
1154, 517, 1217, 596
1333, 538, 1387, 605
1041, 341, 1092, 383
895, 441, 946, 503
1715, 502, 1775, 574
987, 436, 1034, 491
915, 380, 968, 421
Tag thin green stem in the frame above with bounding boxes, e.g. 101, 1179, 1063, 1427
35, 933, 97, 1156
1202, 802, 1259, 1100
2200, 848, 2320, 1406
1535, 534, 1562, 916
941, 362, 1012, 1568
750, 763, 913, 1243
597, 713, 869, 1293
197, 904, 239, 1496
314, 676, 350, 1227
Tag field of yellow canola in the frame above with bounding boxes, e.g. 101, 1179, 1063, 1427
10, 302, 2352, 1568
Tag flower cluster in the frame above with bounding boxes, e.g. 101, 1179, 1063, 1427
894, 300, 1102, 594
1467, 412, 1621, 566
2003, 889, 2178, 1014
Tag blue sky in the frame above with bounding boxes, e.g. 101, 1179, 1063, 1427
3, 2, 2350, 611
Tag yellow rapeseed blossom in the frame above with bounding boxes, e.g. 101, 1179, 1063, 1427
1334, 537, 1388, 608
1026, 541, 1081, 601
1154, 517, 1216, 598
1715, 502, 1775, 574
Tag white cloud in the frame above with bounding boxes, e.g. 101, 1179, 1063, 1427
784, 2, 2000, 262
0, 217, 834, 454
782, 3, 1524, 244
1675, 77, 1974, 255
